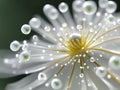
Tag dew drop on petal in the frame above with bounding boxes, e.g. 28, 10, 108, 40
59, 2, 68, 13
44, 26, 51, 32
21, 24, 31, 35
51, 78, 62, 89
109, 56, 120, 70
90, 57, 95, 63
29, 17, 41, 28
106, 1, 117, 13
10, 40, 21, 52
32, 35, 39, 42
38, 72, 47, 81
96, 67, 107, 78
79, 73, 84, 78
19, 51, 30, 62
107, 14, 115, 23
82, 1, 97, 15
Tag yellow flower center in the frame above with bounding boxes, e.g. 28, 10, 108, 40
65, 33, 89, 57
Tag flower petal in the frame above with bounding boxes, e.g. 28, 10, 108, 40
0, 49, 67, 78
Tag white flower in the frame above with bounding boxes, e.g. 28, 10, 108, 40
0, 0, 120, 90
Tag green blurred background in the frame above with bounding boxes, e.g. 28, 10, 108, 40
0, 0, 120, 90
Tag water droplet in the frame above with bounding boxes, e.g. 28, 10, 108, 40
21, 24, 31, 35
10, 40, 21, 52
79, 73, 84, 78
109, 56, 120, 70
51, 78, 62, 89
82, 1, 97, 15
59, 2, 68, 13
38, 72, 47, 81
19, 51, 30, 62
106, 1, 117, 13
44, 26, 51, 32
90, 57, 95, 62
96, 67, 106, 78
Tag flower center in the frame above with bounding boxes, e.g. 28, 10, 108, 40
66, 33, 88, 56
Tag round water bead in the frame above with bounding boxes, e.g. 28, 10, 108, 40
21, 24, 31, 35
79, 73, 84, 78
38, 72, 47, 81
19, 51, 30, 62
10, 40, 21, 52
82, 1, 97, 15
106, 1, 117, 13
51, 78, 62, 89
90, 57, 95, 62
29, 17, 41, 28
107, 14, 115, 22
32, 35, 39, 42
44, 26, 51, 32
96, 67, 107, 78
59, 2, 68, 13
109, 56, 120, 70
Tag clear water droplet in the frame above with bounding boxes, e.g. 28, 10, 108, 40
21, 24, 31, 35
10, 40, 21, 52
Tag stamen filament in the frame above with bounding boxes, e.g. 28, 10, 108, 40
88, 25, 120, 46
89, 36, 120, 48
67, 60, 77, 90
80, 56, 84, 74
86, 53, 120, 84
55, 57, 73, 77
47, 55, 69, 69
86, 25, 102, 47
91, 48, 120, 56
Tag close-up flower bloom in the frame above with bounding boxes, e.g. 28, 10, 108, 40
1, 0, 120, 90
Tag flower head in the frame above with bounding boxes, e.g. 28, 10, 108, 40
1, 0, 120, 90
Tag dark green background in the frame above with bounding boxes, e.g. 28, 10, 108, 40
0, 0, 120, 90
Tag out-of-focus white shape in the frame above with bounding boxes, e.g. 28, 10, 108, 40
21, 24, 31, 35
38, 72, 47, 81
99, 0, 108, 8
106, 1, 117, 13
29, 18, 41, 28
59, 2, 68, 13
22, 44, 28, 51
43, 4, 59, 20
96, 67, 107, 78
10, 40, 21, 52
19, 51, 30, 62
70, 33, 81, 40
72, 0, 83, 12
51, 78, 62, 89
109, 56, 120, 70
82, 1, 97, 15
